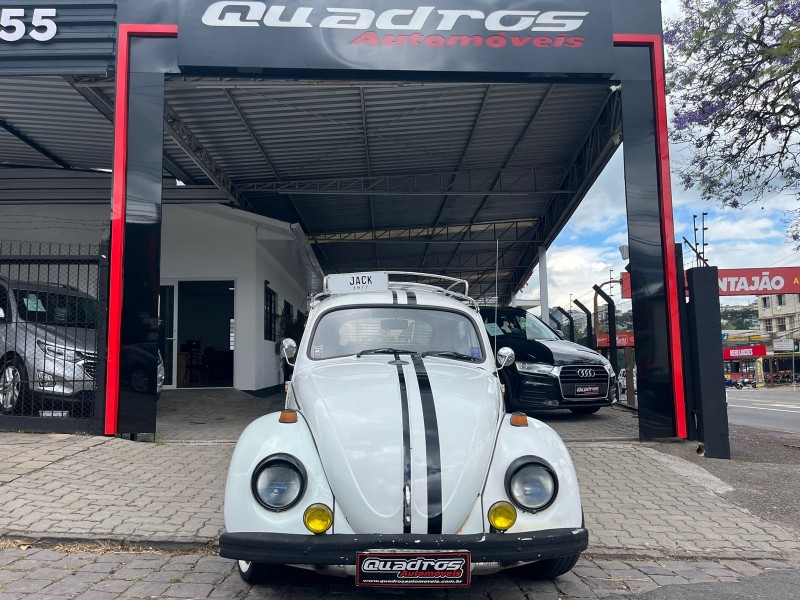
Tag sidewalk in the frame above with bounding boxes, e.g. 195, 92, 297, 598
0, 417, 795, 562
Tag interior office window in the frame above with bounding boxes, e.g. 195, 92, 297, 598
264, 283, 277, 341
777, 317, 787, 332
230, 318, 235, 350
765, 319, 774, 332
777, 294, 785, 307
762, 297, 771, 309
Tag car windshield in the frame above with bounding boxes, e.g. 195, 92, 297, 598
13, 288, 98, 328
309, 306, 484, 361
482, 310, 559, 341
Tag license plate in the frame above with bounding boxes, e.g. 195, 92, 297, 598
356, 551, 470, 588
38, 410, 69, 418
575, 385, 600, 396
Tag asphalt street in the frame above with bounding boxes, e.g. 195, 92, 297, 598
609, 568, 800, 600
726, 387, 800, 433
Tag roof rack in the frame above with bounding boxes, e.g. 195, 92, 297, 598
313, 271, 478, 311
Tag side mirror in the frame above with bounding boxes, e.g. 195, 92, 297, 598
0, 307, 5, 320
496, 347, 515, 369
555, 330, 565, 340
281, 338, 297, 363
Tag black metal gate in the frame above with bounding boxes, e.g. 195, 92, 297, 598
0, 240, 108, 434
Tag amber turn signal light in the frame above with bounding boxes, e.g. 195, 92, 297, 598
279, 409, 298, 424
488, 501, 517, 531
304, 503, 333, 534
510, 412, 528, 427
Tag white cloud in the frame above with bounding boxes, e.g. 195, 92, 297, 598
603, 231, 629, 246
661, 0, 681, 20
519, 245, 629, 310
563, 151, 627, 234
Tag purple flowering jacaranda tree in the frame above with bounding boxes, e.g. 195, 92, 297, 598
664, 0, 800, 235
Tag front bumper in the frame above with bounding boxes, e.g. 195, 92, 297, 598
512, 373, 615, 410
219, 528, 589, 565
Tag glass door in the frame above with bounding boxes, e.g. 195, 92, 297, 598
159, 283, 178, 389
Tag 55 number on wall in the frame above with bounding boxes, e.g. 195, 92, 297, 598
0, 8, 57, 42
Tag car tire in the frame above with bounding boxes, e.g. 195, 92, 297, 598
512, 553, 581, 580
0, 356, 29, 415
236, 560, 276, 584
569, 406, 600, 415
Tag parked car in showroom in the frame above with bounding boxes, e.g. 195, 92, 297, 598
220, 272, 588, 588
0, 278, 165, 418
479, 306, 616, 415
0, 278, 98, 416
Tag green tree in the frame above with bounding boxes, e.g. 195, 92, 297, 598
664, 1, 800, 234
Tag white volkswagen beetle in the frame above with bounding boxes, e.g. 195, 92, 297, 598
220, 272, 588, 588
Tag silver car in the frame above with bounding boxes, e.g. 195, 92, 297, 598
0, 278, 98, 414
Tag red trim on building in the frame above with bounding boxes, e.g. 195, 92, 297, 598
613, 34, 687, 439
106, 24, 178, 436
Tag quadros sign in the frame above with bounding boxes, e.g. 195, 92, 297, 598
177, 0, 614, 74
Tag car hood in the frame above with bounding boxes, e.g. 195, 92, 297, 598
495, 336, 606, 366
293, 356, 501, 534
33, 325, 97, 354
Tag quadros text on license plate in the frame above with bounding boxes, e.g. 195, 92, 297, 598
356, 551, 470, 587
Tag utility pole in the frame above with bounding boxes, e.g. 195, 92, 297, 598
701, 211, 709, 264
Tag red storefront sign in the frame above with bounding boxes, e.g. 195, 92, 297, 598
723, 345, 767, 360
597, 332, 635, 347
621, 267, 800, 298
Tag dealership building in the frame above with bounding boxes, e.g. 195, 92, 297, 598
0, 0, 728, 449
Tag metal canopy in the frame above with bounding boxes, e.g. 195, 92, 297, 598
0, 75, 621, 301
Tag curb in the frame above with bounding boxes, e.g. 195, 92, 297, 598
2, 531, 795, 566
0, 532, 219, 553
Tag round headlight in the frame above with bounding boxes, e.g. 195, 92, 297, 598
251, 454, 307, 511
505, 458, 558, 512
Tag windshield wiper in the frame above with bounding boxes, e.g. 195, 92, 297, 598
356, 348, 419, 358
421, 351, 480, 362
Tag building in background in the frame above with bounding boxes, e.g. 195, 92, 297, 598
757, 294, 800, 340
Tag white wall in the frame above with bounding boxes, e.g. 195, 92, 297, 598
255, 242, 309, 389
0, 203, 310, 391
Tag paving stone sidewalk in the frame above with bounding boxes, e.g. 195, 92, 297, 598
0, 545, 792, 599
0, 432, 795, 561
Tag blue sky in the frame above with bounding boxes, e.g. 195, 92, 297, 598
518, 0, 798, 311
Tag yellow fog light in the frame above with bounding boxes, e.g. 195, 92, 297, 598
488, 501, 517, 532
303, 503, 333, 534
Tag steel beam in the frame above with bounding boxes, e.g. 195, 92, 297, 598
360, 87, 379, 267
238, 170, 563, 196
422, 85, 493, 267
308, 220, 538, 243
65, 78, 197, 185
0, 118, 71, 170
221, 89, 336, 272
443, 85, 556, 292
501, 92, 623, 302
163, 103, 254, 211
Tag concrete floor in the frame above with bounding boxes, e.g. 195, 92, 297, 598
156, 389, 284, 442
156, 388, 640, 443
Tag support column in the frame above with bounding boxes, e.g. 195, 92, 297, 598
615, 39, 685, 440
538, 246, 549, 323
106, 28, 177, 436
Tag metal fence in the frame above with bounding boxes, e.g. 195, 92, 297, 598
0, 240, 107, 433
